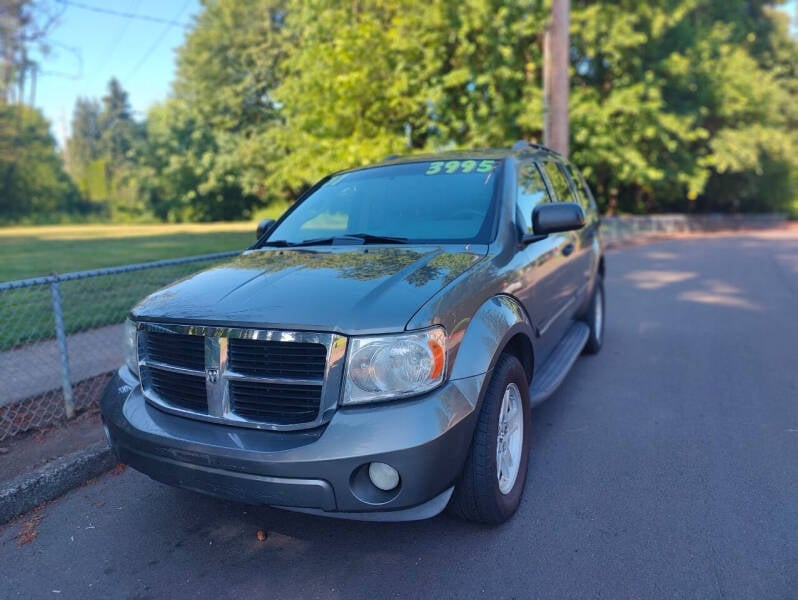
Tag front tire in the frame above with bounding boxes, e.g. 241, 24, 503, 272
448, 354, 531, 525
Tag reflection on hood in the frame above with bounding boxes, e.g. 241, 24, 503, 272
133, 246, 484, 334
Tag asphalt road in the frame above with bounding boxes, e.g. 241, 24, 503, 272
2, 230, 797, 599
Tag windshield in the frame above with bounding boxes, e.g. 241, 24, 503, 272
265, 159, 501, 246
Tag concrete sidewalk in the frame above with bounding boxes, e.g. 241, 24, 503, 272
0, 324, 123, 409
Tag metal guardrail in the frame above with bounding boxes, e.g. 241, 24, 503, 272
0, 251, 239, 441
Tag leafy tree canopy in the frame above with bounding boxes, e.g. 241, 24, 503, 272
52, 0, 798, 221
159, 0, 796, 217
0, 103, 81, 222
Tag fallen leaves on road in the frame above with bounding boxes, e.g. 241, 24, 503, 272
13, 505, 45, 547
79, 462, 127, 490
256, 530, 267, 542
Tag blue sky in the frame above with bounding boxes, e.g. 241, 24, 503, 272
33, 0, 798, 147
35, 0, 201, 145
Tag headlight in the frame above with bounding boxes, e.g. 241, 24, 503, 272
342, 327, 446, 406
124, 318, 139, 377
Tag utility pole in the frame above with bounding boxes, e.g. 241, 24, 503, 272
544, 0, 570, 157
29, 62, 37, 107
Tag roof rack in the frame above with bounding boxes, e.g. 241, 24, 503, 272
511, 140, 549, 153
383, 154, 402, 162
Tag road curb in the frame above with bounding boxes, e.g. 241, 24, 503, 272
0, 441, 116, 525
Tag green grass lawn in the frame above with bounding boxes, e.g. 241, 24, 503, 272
0, 220, 292, 350
0, 222, 264, 282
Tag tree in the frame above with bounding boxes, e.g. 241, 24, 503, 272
567, 0, 797, 213
127, 0, 798, 219
65, 78, 147, 219
66, 98, 101, 166
0, 103, 81, 222
116, 0, 288, 220
0, 1, 94, 224
262, 0, 434, 194
99, 78, 138, 165
174, 0, 550, 202
0, 0, 62, 104
65, 97, 103, 199
134, 98, 260, 222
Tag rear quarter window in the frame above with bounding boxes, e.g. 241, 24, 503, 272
541, 160, 577, 204
563, 162, 595, 213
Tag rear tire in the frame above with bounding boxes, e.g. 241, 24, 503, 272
448, 354, 531, 525
583, 275, 604, 355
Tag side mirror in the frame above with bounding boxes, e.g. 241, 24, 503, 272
532, 202, 585, 235
256, 218, 276, 240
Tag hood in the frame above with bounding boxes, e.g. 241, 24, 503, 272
132, 246, 485, 334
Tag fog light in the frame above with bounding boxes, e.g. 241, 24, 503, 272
368, 462, 400, 491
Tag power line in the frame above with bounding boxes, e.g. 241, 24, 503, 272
55, 0, 191, 29
124, 0, 193, 81
96, 0, 143, 72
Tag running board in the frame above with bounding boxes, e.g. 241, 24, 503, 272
529, 321, 589, 406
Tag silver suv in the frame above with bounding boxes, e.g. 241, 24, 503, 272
101, 142, 605, 524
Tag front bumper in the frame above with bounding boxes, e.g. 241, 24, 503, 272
101, 368, 485, 521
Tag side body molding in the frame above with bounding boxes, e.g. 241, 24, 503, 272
449, 295, 536, 381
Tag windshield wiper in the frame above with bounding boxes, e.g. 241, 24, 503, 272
346, 233, 409, 244
259, 237, 332, 248
258, 239, 293, 247
261, 233, 409, 248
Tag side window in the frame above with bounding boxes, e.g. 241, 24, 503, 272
541, 160, 577, 204
563, 162, 594, 212
516, 162, 551, 234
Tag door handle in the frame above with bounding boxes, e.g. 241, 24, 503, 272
561, 243, 575, 257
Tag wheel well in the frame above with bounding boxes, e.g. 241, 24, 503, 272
503, 333, 534, 384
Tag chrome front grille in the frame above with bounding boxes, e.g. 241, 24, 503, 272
142, 332, 204, 371
229, 381, 321, 425
149, 369, 208, 413
137, 323, 347, 431
227, 338, 327, 379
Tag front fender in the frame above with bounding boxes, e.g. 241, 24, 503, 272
448, 295, 535, 381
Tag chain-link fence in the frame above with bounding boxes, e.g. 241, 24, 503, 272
0, 251, 239, 441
